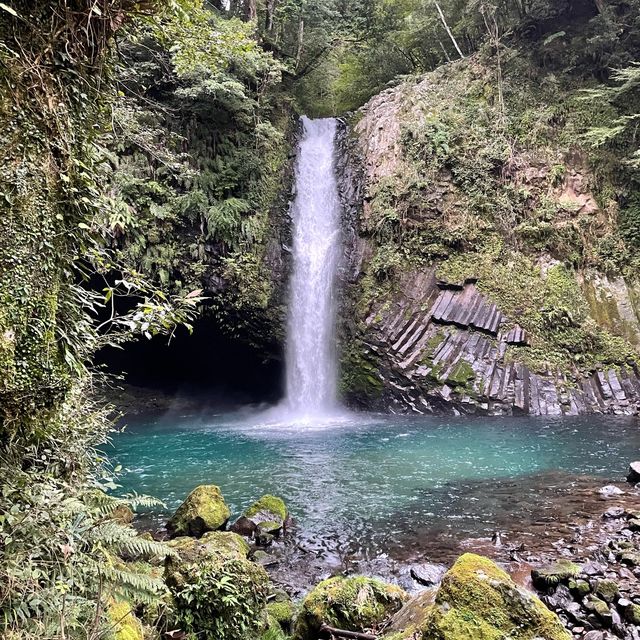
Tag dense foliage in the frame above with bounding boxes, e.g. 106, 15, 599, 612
2, 0, 640, 638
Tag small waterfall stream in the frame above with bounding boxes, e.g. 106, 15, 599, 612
282, 117, 342, 418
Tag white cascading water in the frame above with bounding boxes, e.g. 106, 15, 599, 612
282, 117, 342, 419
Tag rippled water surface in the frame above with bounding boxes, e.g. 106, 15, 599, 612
109, 411, 639, 562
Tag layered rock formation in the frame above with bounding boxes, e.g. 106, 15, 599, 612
360, 269, 640, 416
338, 57, 640, 416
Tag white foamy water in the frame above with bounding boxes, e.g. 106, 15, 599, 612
280, 117, 343, 422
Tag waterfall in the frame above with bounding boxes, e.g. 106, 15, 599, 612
282, 117, 342, 418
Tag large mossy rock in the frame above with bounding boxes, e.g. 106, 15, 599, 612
165, 531, 270, 640
108, 599, 144, 640
417, 553, 571, 640
167, 485, 230, 538
232, 494, 289, 537
294, 576, 408, 640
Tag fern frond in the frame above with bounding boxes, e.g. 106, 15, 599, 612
102, 566, 168, 603
120, 536, 178, 560
91, 521, 136, 545
123, 494, 165, 510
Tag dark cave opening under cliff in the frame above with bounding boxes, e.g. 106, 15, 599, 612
96, 316, 284, 407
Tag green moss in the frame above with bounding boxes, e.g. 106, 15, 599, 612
108, 599, 144, 640
569, 579, 590, 598
294, 576, 408, 640
266, 600, 294, 626
424, 330, 447, 358
168, 485, 230, 538
200, 531, 250, 558
245, 495, 288, 522
594, 579, 619, 603
420, 554, 571, 640
436, 248, 636, 373
339, 340, 384, 405
531, 560, 581, 589
625, 603, 640, 625
584, 595, 610, 618
446, 360, 475, 388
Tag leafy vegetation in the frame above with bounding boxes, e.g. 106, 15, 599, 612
349, 4, 640, 375
3, 0, 640, 638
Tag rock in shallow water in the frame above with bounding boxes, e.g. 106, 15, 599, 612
599, 485, 625, 497
532, 560, 582, 589
231, 494, 289, 537
627, 461, 640, 484
167, 485, 230, 538
409, 562, 447, 587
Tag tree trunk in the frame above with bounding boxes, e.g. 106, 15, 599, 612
434, 0, 465, 59
295, 18, 304, 70
266, 0, 277, 31
244, 0, 257, 21
438, 39, 452, 62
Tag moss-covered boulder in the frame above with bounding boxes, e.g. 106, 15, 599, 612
594, 578, 619, 603
232, 494, 289, 537
383, 589, 437, 640
531, 560, 581, 589
165, 531, 270, 640
108, 599, 144, 640
294, 576, 408, 640
419, 554, 571, 640
167, 485, 230, 538
267, 599, 295, 631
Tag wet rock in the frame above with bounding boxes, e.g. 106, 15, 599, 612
409, 562, 447, 587
599, 485, 625, 497
232, 494, 289, 537
294, 576, 408, 640
594, 579, 619, 603
627, 462, 640, 484
255, 524, 275, 547
569, 578, 591, 598
581, 560, 605, 576
627, 518, 640, 531
420, 554, 571, 640
384, 588, 436, 636
603, 506, 625, 519
167, 485, 230, 538
583, 632, 604, 640
545, 584, 574, 611
253, 549, 278, 567
623, 602, 640, 625
584, 595, 612, 624
619, 551, 640, 566
532, 560, 581, 589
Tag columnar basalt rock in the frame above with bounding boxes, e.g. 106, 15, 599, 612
349, 269, 640, 416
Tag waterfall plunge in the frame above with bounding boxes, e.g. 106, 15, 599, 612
281, 117, 343, 420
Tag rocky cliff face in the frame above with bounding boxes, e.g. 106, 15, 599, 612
338, 55, 640, 416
